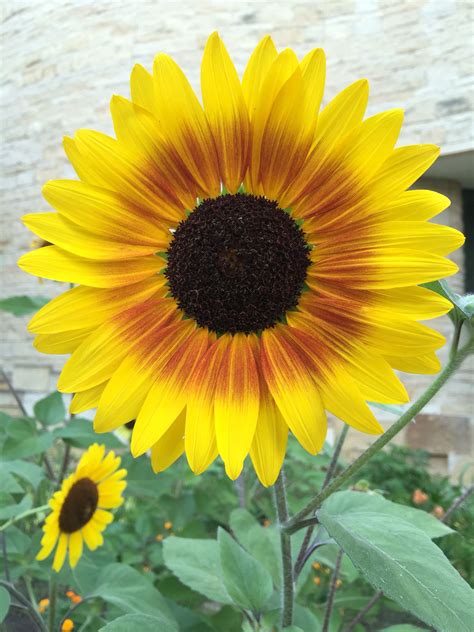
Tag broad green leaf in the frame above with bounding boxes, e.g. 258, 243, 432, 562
0, 295, 49, 316
163, 536, 232, 604
0, 585, 11, 623
87, 563, 175, 623
53, 418, 122, 448
229, 508, 281, 587
283, 628, 304, 632
34, 392, 66, 426
218, 527, 273, 614
318, 491, 473, 631
99, 614, 177, 632
0, 460, 45, 490
320, 491, 452, 539
0, 494, 32, 521
1, 417, 53, 459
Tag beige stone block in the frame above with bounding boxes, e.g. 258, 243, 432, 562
406, 414, 472, 456
12, 365, 50, 392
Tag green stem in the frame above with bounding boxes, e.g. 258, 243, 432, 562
24, 575, 39, 612
273, 470, 293, 628
286, 335, 473, 532
0, 504, 49, 533
294, 426, 350, 573
0, 579, 47, 632
48, 573, 57, 632
322, 549, 343, 632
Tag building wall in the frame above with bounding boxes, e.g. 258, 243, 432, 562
1, 1, 473, 474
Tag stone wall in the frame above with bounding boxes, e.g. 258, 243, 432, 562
1, 1, 473, 475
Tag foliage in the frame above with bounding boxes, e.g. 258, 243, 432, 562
0, 393, 472, 631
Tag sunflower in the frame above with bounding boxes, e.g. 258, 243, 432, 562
19, 34, 463, 487
37, 444, 126, 571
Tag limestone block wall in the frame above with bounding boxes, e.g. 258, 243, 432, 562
1, 1, 473, 475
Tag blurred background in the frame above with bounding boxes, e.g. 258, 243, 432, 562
1, 0, 473, 478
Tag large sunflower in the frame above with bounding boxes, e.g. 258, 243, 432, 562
37, 444, 127, 571
20, 34, 463, 486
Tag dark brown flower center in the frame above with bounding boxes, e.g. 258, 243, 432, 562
59, 477, 99, 533
165, 193, 311, 334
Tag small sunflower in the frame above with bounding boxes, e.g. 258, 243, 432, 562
37, 444, 126, 571
20, 34, 464, 486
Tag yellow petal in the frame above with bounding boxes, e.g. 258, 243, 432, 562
370, 144, 440, 201
43, 179, 171, 246
385, 352, 441, 375
58, 299, 177, 392
377, 189, 451, 222
150, 409, 186, 473
22, 212, 158, 260
130, 63, 155, 112
28, 278, 164, 334
110, 95, 198, 209
314, 78, 369, 154
201, 32, 250, 193
214, 333, 260, 480
260, 326, 326, 455
250, 388, 288, 488
34, 329, 91, 355
93, 321, 192, 433
185, 337, 229, 474
18, 245, 165, 288
70, 383, 106, 414
52, 533, 68, 572
132, 326, 210, 456
68, 531, 83, 568
242, 35, 278, 118
152, 53, 220, 197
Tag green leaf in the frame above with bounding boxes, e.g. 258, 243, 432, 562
318, 491, 473, 631
320, 491, 452, 539
34, 392, 66, 426
0, 493, 32, 521
53, 418, 122, 448
0, 295, 49, 316
0, 460, 45, 490
218, 527, 273, 613
87, 563, 176, 623
0, 585, 11, 623
163, 536, 232, 604
422, 280, 472, 322
1, 417, 54, 459
99, 614, 177, 632
229, 508, 281, 587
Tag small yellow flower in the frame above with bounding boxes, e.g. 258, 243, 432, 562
36, 444, 127, 572
164, 521, 173, 530
336, 579, 343, 588
38, 598, 49, 613
313, 576, 321, 586
155, 533, 164, 542
61, 619, 74, 632
324, 568, 331, 575
263, 519, 271, 528
312, 562, 321, 570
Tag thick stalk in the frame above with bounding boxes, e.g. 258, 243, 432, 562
322, 549, 343, 632
273, 470, 293, 628
285, 337, 472, 532
48, 574, 57, 632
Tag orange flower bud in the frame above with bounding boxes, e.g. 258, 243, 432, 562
61, 620, 74, 632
